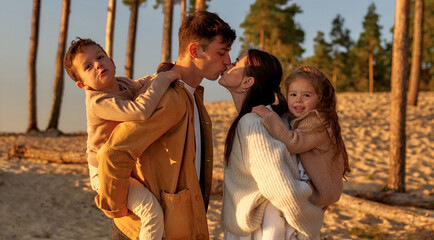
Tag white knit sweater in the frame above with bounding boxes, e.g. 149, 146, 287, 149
222, 112, 324, 239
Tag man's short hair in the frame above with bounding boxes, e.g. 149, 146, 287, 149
64, 37, 107, 82
178, 11, 236, 57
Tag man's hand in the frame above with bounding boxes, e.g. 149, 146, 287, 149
252, 105, 272, 118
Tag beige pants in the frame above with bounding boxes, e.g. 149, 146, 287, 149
89, 164, 164, 240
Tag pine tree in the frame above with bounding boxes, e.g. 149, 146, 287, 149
123, 0, 142, 79
305, 31, 333, 79
389, 0, 410, 193
419, 0, 434, 90
187, 0, 210, 13
329, 14, 353, 92
350, 3, 385, 92
105, 0, 116, 58
27, 0, 41, 133
241, 0, 304, 76
408, 0, 433, 92
47, 0, 71, 133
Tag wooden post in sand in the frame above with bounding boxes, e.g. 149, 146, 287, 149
388, 0, 409, 192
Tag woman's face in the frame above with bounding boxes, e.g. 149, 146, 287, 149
218, 52, 248, 93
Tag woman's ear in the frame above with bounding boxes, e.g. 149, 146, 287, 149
242, 76, 255, 90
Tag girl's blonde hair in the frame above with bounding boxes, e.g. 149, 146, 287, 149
285, 66, 350, 178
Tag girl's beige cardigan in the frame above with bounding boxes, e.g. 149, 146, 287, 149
262, 110, 345, 206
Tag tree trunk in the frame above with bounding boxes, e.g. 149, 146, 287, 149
350, 190, 434, 209
407, 0, 423, 106
332, 64, 337, 90
9, 144, 87, 164
388, 0, 409, 193
125, 0, 139, 79
180, 0, 187, 24
195, 0, 205, 11
338, 193, 434, 230
369, 52, 374, 93
47, 0, 70, 133
105, 0, 116, 58
27, 0, 41, 133
259, 1, 266, 51
180, 0, 186, 24
260, 26, 265, 50
161, 0, 173, 62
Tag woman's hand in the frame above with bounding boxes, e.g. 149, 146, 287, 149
252, 105, 271, 118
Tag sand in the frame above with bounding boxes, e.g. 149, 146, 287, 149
1, 92, 433, 239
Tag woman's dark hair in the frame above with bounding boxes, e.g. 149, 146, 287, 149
224, 49, 288, 164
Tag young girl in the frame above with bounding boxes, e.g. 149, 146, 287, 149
252, 65, 350, 239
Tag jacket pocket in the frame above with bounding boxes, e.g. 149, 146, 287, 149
160, 188, 193, 239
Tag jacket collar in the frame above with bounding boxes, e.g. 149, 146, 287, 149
175, 80, 205, 99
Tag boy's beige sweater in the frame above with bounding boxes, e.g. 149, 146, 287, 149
262, 110, 345, 206
85, 76, 170, 168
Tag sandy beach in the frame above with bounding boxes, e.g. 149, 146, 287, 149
1, 92, 433, 239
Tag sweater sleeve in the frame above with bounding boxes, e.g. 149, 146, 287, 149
89, 75, 170, 122
95, 89, 185, 218
240, 114, 324, 238
133, 74, 173, 119
262, 111, 326, 154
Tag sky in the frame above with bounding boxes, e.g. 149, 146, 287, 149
0, 0, 395, 133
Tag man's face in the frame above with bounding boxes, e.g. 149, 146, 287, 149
73, 45, 117, 91
196, 35, 232, 81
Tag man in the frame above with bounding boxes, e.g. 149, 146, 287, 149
95, 11, 236, 239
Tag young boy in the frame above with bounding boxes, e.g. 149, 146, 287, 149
64, 38, 179, 240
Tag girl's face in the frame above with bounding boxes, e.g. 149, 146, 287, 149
218, 52, 248, 93
286, 78, 319, 117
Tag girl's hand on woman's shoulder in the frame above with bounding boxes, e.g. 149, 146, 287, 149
252, 105, 271, 118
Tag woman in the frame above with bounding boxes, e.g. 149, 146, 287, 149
219, 49, 323, 239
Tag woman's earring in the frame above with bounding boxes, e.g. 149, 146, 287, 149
242, 88, 245, 93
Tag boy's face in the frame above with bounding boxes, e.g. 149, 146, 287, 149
196, 35, 232, 81
287, 78, 319, 118
73, 45, 117, 91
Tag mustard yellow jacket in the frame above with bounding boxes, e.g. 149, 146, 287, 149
95, 81, 213, 240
